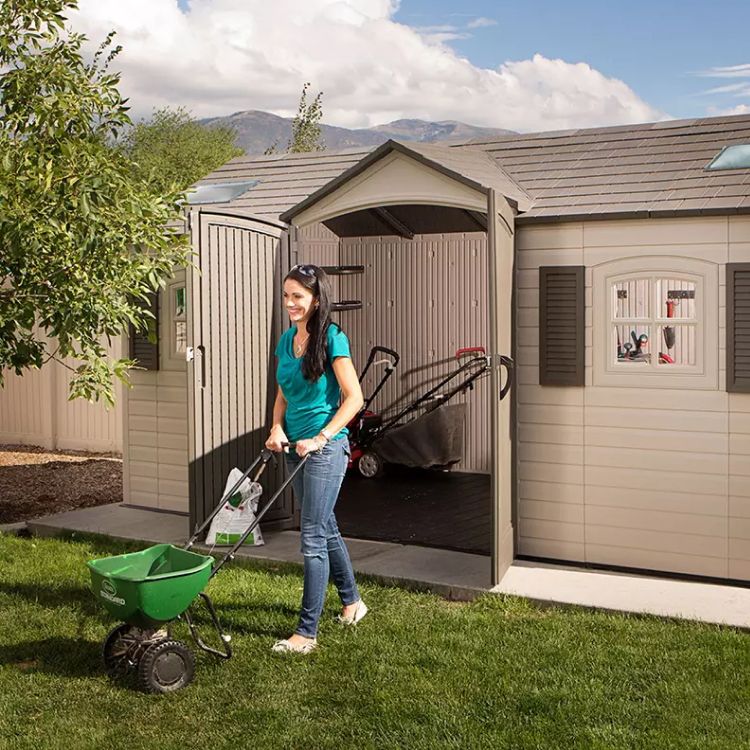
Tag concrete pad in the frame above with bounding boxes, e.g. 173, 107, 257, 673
354, 544, 492, 597
28, 503, 188, 544
0, 522, 27, 535
495, 560, 750, 629
203, 531, 393, 566
24, 503, 491, 599
205, 531, 302, 564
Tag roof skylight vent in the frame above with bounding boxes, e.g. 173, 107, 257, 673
186, 179, 260, 204
706, 144, 750, 170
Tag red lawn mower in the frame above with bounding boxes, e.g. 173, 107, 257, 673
348, 346, 510, 479
346, 346, 400, 476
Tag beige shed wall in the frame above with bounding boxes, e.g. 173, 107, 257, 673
123, 268, 189, 514
296, 223, 491, 474
0, 336, 124, 454
516, 215, 750, 581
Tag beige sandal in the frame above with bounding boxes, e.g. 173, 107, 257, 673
271, 637, 317, 654
337, 600, 368, 626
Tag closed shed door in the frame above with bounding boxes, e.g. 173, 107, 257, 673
187, 211, 293, 527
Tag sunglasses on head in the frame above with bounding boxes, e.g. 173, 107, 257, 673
291, 264, 316, 277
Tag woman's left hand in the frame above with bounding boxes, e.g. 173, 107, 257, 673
296, 438, 321, 457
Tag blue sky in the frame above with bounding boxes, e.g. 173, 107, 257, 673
393, 0, 750, 119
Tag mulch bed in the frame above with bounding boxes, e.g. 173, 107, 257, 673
0, 444, 123, 524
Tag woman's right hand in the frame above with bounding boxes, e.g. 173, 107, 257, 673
265, 425, 288, 452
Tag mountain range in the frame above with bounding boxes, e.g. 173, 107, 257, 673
199, 110, 515, 155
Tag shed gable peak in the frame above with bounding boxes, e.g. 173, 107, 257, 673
280, 138, 529, 227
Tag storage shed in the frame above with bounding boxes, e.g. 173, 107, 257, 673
122, 114, 750, 586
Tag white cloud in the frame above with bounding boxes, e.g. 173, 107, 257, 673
702, 83, 750, 96
707, 104, 750, 116
412, 23, 470, 44
701, 63, 750, 78
466, 17, 497, 30
69, 0, 663, 131
698, 63, 750, 115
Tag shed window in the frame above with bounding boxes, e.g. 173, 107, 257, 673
611, 277, 697, 368
173, 286, 187, 355
706, 144, 750, 170
593, 258, 718, 390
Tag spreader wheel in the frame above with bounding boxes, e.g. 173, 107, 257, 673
138, 639, 195, 694
102, 623, 135, 677
357, 451, 384, 479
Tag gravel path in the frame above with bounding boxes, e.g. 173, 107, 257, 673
0, 444, 123, 524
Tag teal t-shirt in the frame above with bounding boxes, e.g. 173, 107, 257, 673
275, 323, 351, 442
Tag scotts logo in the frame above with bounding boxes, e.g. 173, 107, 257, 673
100, 578, 126, 606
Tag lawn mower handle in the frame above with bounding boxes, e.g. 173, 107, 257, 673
370, 345, 400, 365
358, 345, 400, 413
456, 346, 486, 359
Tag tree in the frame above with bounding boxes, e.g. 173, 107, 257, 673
122, 107, 243, 194
265, 82, 325, 155
0, 0, 190, 406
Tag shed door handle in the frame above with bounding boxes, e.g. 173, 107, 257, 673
499, 355, 514, 401
198, 345, 206, 389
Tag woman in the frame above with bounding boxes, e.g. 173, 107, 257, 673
265, 263, 367, 654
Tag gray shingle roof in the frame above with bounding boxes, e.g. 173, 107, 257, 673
196, 148, 369, 221
469, 114, 750, 222
196, 114, 750, 224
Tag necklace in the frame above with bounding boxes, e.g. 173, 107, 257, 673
294, 333, 309, 355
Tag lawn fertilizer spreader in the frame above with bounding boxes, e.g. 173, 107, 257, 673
87, 446, 307, 694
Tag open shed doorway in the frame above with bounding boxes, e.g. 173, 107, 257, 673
280, 140, 519, 584
295, 217, 493, 556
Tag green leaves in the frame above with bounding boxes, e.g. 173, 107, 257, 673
0, 0, 191, 405
120, 106, 243, 194
288, 82, 325, 153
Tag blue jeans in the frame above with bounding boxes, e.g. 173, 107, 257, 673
285, 438, 360, 638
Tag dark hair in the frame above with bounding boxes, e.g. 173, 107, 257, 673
284, 264, 333, 381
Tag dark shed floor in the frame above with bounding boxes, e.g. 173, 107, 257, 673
335, 466, 491, 556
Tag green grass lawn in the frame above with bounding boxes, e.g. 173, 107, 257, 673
1, 533, 749, 750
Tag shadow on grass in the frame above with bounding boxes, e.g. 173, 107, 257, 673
183, 598, 298, 640
0, 636, 102, 679
0, 580, 106, 620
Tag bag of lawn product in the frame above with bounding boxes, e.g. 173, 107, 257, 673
206, 468, 265, 546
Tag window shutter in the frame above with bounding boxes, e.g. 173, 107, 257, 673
129, 291, 159, 371
539, 266, 585, 386
727, 263, 750, 393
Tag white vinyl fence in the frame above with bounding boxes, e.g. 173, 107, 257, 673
0, 336, 124, 454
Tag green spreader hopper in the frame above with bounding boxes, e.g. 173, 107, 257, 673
87, 544, 213, 628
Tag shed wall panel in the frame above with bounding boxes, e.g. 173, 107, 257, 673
516, 216, 740, 578
123, 267, 189, 513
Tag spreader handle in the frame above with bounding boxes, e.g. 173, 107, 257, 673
456, 346, 486, 359
185, 449, 275, 549
209, 451, 310, 578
